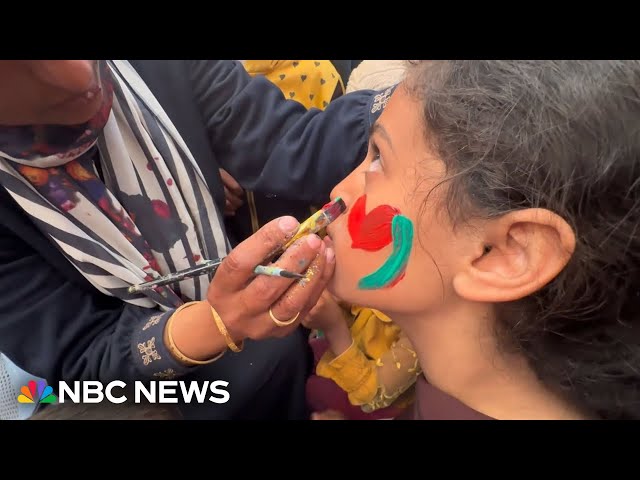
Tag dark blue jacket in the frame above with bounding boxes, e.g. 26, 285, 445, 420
0, 60, 378, 385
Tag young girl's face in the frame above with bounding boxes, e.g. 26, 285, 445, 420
327, 85, 470, 316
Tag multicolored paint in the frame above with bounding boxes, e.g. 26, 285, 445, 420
253, 264, 305, 279
283, 197, 346, 250
348, 195, 414, 290
358, 215, 413, 290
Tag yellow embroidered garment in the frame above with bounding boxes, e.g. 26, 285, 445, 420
242, 60, 344, 110
316, 306, 422, 413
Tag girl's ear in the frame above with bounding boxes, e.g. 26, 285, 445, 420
453, 208, 576, 302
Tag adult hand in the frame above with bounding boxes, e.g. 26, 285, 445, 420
219, 168, 244, 216
207, 216, 335, 342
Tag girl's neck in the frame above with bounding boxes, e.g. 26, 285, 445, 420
392, 301, 584, 420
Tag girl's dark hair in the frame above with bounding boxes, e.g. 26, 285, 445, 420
406, 61, 640, 419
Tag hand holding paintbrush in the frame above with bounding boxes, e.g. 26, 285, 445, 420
128, 197, 346, 294
163, 209, 341, 364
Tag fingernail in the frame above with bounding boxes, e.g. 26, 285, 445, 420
325, 247, 335, 263
279, 216, 299, 234
307, 234, 322, 249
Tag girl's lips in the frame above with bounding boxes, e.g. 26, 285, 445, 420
325, 223, 334, 238
323, 231, 334, 247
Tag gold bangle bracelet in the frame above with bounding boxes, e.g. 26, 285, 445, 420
209, 304, 244, 353
166, 301, 225, 366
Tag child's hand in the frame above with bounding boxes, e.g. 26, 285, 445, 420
302, 290, 349, 332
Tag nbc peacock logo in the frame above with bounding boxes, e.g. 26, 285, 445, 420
17, 379, 58, 405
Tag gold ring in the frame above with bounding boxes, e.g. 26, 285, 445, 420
269, 308, 300, 327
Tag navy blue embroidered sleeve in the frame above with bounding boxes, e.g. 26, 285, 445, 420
0, 226, 196, 385
187, 60, 376, 206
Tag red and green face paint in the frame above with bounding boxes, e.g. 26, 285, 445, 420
348, 194, 414, 290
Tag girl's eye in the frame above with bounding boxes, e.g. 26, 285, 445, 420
366, 141, 383, 174
367, 154, 383, 173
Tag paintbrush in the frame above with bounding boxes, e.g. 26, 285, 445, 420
252, 265, 305, 279
282, 197, 346, 250
127, 197, 346, 294
128, 260, 303, 294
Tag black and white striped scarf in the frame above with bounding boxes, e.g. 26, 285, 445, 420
0, 60, 229, 310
